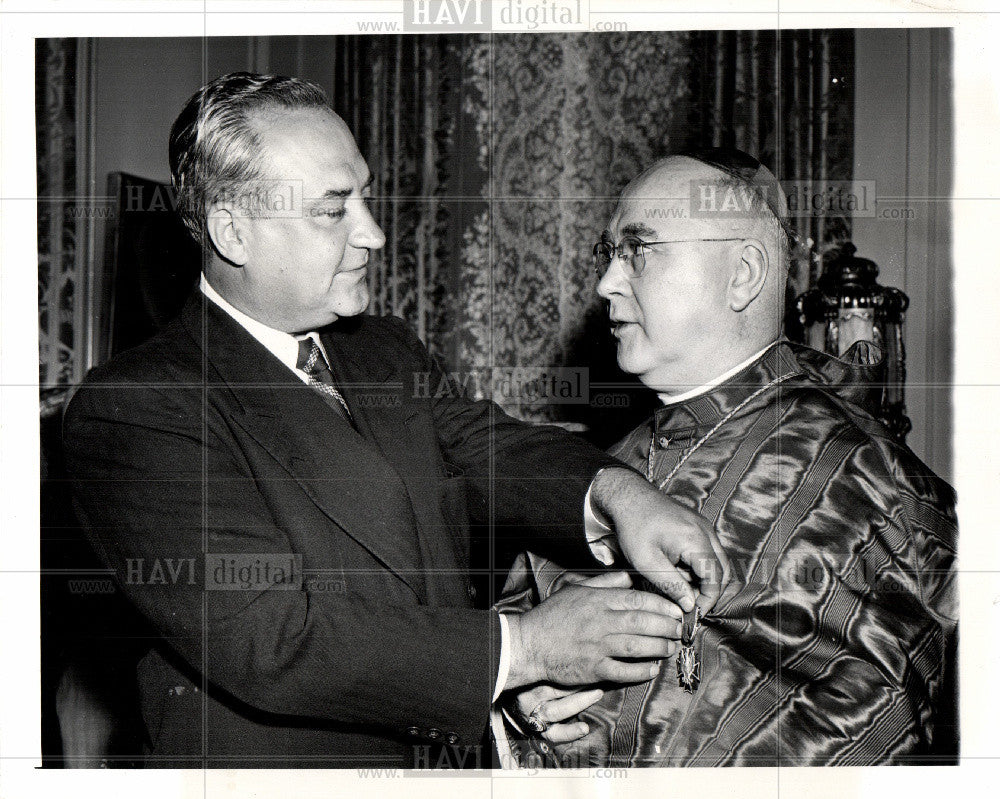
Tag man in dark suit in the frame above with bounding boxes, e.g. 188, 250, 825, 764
62, 73, 728, 768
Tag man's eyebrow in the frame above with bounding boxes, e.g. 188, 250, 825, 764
315, 175, 375, 202
620, 222, 659, 238
316, 187, 351, 201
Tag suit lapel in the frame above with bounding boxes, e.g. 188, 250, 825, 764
321, 323, 472, 608
180, 294, 427, 601
320, 327, 439, 524
320, 327, 419, 459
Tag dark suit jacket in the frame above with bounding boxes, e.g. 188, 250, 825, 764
63, 292, 617, 768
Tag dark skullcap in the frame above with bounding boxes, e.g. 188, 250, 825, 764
678, 146, 789, 233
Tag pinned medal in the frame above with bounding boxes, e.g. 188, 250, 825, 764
676, 606, 702, 693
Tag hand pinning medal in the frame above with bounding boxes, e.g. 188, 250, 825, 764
676, 606, 702, 693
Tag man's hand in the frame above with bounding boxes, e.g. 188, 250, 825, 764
504, 572, 677, 745
503, 571, 683, 690
589, 467, 731, 614
508, 683, 603, 745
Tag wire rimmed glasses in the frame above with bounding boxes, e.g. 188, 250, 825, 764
593, 235, 745, 279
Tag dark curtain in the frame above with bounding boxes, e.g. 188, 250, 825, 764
324, 36, 468, 358
688, 30, 855, 294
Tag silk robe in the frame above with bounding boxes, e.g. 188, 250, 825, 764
496, 341, 958, 767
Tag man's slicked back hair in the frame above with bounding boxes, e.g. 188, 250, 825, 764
169, 71, 331, 247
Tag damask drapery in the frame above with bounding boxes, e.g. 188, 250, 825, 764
457, 33, 691, 422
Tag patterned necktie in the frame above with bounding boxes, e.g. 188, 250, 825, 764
296, 336, 354, 423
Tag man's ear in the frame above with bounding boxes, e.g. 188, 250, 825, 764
205, 205, 250, 266
728, 239, 768, 312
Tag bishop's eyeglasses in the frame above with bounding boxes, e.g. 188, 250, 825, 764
593, 235, 745, 279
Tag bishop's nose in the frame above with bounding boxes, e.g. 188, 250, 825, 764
597, 256, 630, 301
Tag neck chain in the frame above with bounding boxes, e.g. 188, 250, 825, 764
648, 371, 798, 490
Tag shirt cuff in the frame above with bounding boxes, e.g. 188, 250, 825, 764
583, 482, 620, 566
493, 612, 511, 702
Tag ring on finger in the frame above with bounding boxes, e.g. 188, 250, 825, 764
525, 702, 549, 734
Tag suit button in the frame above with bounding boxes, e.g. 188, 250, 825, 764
467, 584, 477, 600
426, 728, 442, 741
406, 726, 421, 737
657, 435, 671, 448
445, 732, 460, 745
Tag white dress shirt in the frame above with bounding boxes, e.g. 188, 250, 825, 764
199, 274, 329, 381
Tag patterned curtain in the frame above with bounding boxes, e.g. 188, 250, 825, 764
457, 33, 692, 422
37, 39, 83, 416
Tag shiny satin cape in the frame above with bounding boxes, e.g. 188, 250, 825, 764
496, 341, 958, 767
